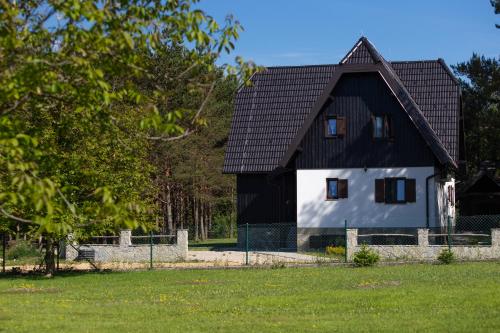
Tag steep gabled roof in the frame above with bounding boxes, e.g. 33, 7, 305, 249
223, 38, 461, 174
340, 37, 382, 64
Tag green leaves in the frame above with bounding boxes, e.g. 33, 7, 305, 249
121, 32, 135, 50
0, 0, 255, 248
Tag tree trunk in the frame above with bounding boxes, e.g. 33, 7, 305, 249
44, 239, 56, 275
205, 203, 210, 239
166, 184, 173, 234
207, 203, 212, 238
194, 196, 199, 241
200, 202, 205, 240
179, 192, 184, 230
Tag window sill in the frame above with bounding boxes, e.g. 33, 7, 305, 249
383, 201, 409, 205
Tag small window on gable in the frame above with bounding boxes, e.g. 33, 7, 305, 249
325, 116, 346, 138
372, 114, 393, 139
327, 117, 337, 136
326, 178, 348, 200
373, 116, 384, 138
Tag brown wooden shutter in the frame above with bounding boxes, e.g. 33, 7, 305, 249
375, 179, 385, 203
338, 179, 348, 198
405, 178, 416, 202
337, 116, 346, 136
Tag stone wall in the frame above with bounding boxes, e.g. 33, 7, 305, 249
66, 229, 188, 263
345, 228, 500, 261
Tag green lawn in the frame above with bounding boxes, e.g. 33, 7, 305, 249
188, 237, 237, 251
1, 262, 499, 332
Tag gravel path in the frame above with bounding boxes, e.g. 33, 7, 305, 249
188, 250, 330, 265
1, 251, 335, 272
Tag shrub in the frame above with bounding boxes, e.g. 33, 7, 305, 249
7, 240, 40, 260
353, 244, 380, 267
325, 245, 345, 257
437, 249, 455, 264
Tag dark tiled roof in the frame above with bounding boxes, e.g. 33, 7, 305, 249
224, 41, 460, 174
341, 41, 377, 64
391, 60, 460, 163
224, 65, 336, 173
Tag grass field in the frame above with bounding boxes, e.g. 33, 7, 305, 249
188, 237, 237, 251
1, 262, 499, 332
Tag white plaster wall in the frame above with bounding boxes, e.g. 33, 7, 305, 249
436, 178, 455, 227
297, 167, 440, 228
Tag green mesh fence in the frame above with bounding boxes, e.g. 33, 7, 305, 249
429, 215, 500, 246
357, 228, 418, 246
237, 223, 297, 252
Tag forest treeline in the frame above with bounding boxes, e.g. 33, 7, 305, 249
148, 53, 239, 240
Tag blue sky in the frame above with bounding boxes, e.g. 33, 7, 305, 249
198, 0, 499, 68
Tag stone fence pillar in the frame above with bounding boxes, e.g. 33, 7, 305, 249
120, 230, 131, 247
346, 228, 358, 262
177, 229, 188, 258
418, 228, 429, 247
492, 229, 500, 248
65, 233, 78, 260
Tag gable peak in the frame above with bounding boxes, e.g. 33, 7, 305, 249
340, 37, 383, 65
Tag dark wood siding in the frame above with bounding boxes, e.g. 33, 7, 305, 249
236, 173, 296, 225
295, 72, 436, 169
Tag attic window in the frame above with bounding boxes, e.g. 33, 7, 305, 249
325, 116, 346, 138
372, 115, 393, 139
327, 118, 337, 136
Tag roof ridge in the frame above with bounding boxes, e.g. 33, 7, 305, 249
390, 59, 440, 64
262, 60, 445, 70
264, 64, 337, 69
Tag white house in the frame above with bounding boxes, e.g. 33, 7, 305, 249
223, 38, 462, 250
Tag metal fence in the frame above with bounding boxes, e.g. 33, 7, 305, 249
237, 223, 297, 252
0, 233, 64, 273
237, 215, 500, 264
80, 236, 120, 245
131, 234, 176, 245
429, 215, 499, 246
238, 222, 347, 265
357, 228, 418, 246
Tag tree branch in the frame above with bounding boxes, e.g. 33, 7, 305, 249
146, 128, 195, 141
191, 80, 216, 125
1, 95, 29, 115
145, 80, 216, 141
0, 208, 35, 224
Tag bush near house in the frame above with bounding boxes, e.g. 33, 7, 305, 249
325, 245, 346, 257
353, 244, 380, 267
6, 241, 40, 260
437, 249, 456, 264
